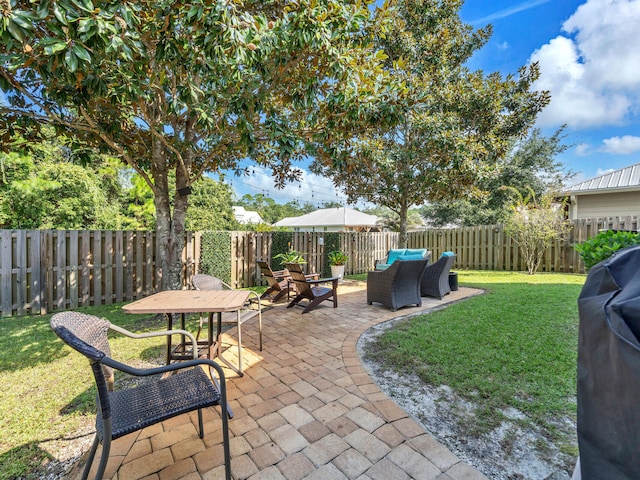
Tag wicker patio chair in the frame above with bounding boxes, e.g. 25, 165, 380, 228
420, 253, 457, 299
50, 311, 231, 480
192, 273, 262, 374
285, 263, 339, 313
367, 258, 429, 311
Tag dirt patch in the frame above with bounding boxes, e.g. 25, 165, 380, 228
357, 317, 578, 480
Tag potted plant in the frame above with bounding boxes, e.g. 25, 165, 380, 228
274, 248, 306, 267
327, 250, 348, 279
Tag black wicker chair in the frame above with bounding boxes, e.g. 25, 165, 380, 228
420, 254, 457, 299
50, 311, 231, 480
367, 258, 430, 311
192, 273, 262, 374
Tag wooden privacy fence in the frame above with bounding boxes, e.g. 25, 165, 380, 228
1, 230, 201, 317
1, 216, 637, 317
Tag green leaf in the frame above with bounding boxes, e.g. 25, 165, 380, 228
77, 18, 95, 33
11, 12, 35, 30
6, 21, 25, 43
36, 0, 51, 20
52, 2, 67, 25
43, 40, 68, 56
70, 0, 94, 13
64, 49, 78, 72
72, 44, 91, 62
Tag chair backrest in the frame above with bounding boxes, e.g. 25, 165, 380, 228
192, 273, 225, 291
286, 263, 314, 298
431, 253, 456, 275
389, 258, 429, 282
258, 260, 284, 289
50, 312, 113, 421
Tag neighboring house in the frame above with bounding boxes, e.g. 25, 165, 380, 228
565, 162, 640, 220
273, 207, 380, 232
232, 206, 265, 225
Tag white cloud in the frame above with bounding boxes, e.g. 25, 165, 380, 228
531, 0, 640, 128
575, 143, 591, 156
600, 135, 640, 154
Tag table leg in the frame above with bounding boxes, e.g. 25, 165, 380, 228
165, 313, 173, 365
207, 311, 243, 376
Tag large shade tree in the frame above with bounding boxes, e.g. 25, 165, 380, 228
312, 0, 551, 247
421, 127, 574, 227
0, 0, 399, 288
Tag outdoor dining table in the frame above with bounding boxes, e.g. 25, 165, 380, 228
123, 289, 251, 376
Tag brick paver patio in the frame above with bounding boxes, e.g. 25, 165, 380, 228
73, 281, 487, 480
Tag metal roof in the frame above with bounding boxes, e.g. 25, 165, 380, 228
273, 207, 379, 228
567, 162, 640, 194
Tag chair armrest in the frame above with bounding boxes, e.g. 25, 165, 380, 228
308, 277, 339, 285
109, 324, 199, 359
272, 269, 289, 280
101, 354, 224, 378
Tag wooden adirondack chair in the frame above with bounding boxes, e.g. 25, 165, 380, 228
285, 263, 339, 314
257, 260, 292, 302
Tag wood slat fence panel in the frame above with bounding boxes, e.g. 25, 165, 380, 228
0, 230, 199, 317
2, 216, 638, 316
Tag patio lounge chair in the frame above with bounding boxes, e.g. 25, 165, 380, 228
257, 260, 292, 302
192, 273, 262, 374
421, 252, 457, 299
367, 258, 429, 311
285, 263, 339, 313
50, 311, 231, 480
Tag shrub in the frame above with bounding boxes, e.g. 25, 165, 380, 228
575, 229, 640, 270
327, 250, 348, 265
274, 248, 306, 266
503, 189, 571, 275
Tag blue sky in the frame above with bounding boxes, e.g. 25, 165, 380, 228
230, 0, 640, 206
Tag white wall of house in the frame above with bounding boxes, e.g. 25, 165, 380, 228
570, 190, 640, 219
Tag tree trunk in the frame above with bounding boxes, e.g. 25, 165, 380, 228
152, 138, 186, 291
398, 202, 409, 248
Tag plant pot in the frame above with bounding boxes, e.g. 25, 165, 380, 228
330, 265, 345, 280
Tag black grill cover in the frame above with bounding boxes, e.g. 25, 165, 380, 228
577, 245, 640, 479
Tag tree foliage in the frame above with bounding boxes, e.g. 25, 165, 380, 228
185, 177, 239, 231
0, 133, 125, 229
1, 0, 397, 288
366, 206, 424, 231
312, 0, 550, 247
503, 189, 571, 275
421, 127, 573, 227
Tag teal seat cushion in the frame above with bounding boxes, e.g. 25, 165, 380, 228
397, 254, 424, 261
377, 248, 428, 270
441, 251, 455, 257
386, 249, 406, 265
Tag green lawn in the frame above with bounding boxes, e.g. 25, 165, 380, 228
363, 270, 585, 456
